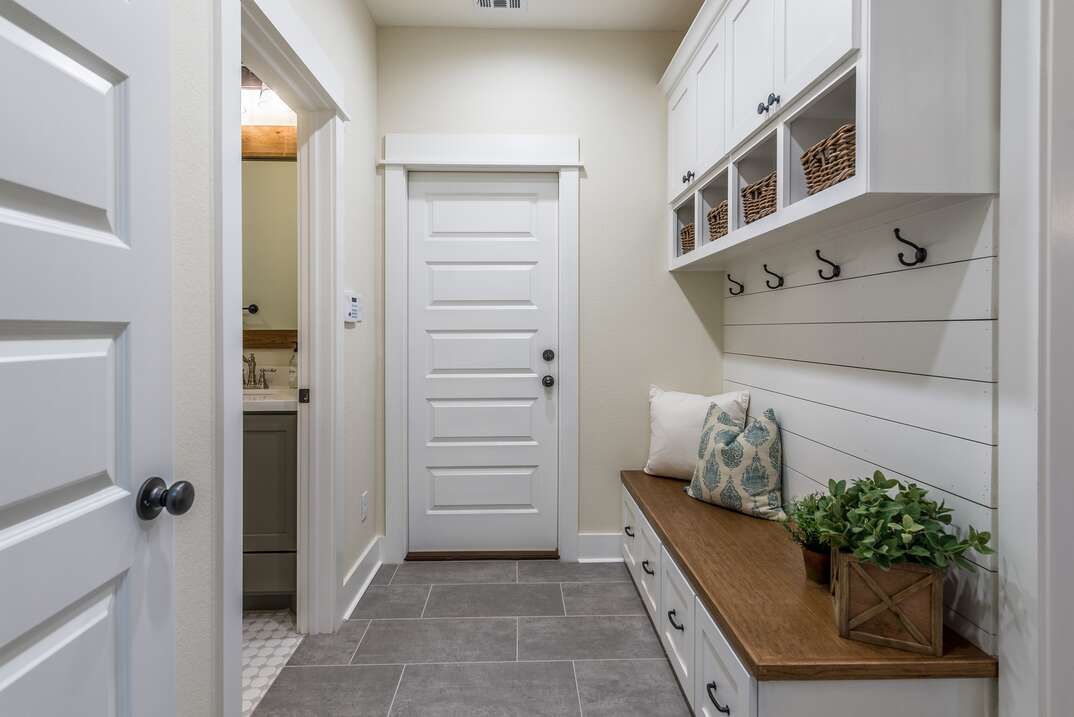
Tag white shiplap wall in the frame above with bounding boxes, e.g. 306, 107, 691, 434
722, 197, 998, 653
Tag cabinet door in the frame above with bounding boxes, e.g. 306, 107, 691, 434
637, 515, 662, 624
726, 0, 776, 149
660, 547, 697, 708
621, 490, 641, 576
694, 18, 728, 174
667, 79, 697, 200
243, 413, 298, 552
694, 598, 758, 717
774, 0, 858, 107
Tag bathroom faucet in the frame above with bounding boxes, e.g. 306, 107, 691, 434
243, 353, 257, 388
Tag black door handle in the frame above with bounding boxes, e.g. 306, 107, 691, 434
542, 349, 555, 361
623, 525, 635, 538
137, 477, 195, 520
642, 560, 655, 575
541, 375, 555, 388
667, 609, 685, 631
706, 682, 731, 714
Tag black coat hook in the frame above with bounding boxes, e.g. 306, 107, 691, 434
727, 273, 744, 296
894, 228, 927, 267
763, 264, 784, 289
815, 250, 841, 281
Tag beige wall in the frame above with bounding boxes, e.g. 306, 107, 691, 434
242, 160, 298, 330
297, 0, 381, 585
377, 28, 724, 532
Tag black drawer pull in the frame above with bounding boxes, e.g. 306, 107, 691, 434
706, 682, 731, 714
667, 609, 685, 631
642, 560, 655, 575
623, 525, 635, 538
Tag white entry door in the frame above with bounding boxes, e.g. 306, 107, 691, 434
0, 2, 176, 716
408, 173, 559, 552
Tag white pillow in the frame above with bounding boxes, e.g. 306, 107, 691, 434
644, 386, 750, 480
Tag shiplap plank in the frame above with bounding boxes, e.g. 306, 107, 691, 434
724, 196, 995, 290
781, 433, 996, 569
784, 467, 996, 640
725, 320, 995, 382
727, 383, 995, 507
945, 608, 996, 656
725, 355, 995, 444
724, 258, 996, 325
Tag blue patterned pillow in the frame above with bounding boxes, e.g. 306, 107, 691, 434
686, 405, 785, 521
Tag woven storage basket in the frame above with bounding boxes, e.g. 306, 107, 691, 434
801, 122, 856, 195
741, 172, 777, 224
680, 223, 696, 254
706, 200, 729, 241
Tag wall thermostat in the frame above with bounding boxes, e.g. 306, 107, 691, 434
343, 289, 362, 323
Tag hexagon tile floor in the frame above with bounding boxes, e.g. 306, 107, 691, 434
242, 610, 303, 716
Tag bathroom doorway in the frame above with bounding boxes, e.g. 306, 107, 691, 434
239, 68, 303, 714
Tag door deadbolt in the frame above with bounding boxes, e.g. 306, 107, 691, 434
542, 349, 555, 361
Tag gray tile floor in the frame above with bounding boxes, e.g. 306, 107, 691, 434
254, 560, 691, 716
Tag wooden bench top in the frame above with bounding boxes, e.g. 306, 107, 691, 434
621, 470, 998, 681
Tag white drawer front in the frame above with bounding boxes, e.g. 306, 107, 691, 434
660, 546, 696, 707
637, 516, 662, 623
621, 490, 640, 576
695, 597, 757, 717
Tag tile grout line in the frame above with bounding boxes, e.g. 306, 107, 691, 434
284, 657, 670, 668
559, 582, 567, 616
387, 563, 400, 586
345, 619, 373, 665
516, 616, 520, 660
386, 664, 406, 716
572, 660, 585, 717
419, 584, 433, 618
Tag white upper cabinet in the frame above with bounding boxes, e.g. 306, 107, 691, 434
667, 80, 698, 200
774, 0, 858, 107
726, 0, 776, 150
694, 18, 728, 174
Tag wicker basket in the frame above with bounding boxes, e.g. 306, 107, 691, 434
680, 223, 696, 254
706, 200, 729, 241
801, 122, 856, 196
741, 172, 777, 224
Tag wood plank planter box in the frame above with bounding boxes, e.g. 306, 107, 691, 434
832, 551, 944, 656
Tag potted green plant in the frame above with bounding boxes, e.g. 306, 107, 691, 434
782, 492, 830, 584
816, 471, 994, 656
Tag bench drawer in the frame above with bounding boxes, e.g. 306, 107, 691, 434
637, 514, 662, 623
660, 546, 696, 707
621, 490, 641, 576
695, 598, 757, 717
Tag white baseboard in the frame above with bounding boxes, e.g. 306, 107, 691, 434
577, 532, 624, 562
338, 535, 382, 623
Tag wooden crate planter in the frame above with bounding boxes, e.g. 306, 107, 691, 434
832, 551, 944, 656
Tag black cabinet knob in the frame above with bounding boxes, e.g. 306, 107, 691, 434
542, 349, 555, 361
767, 92, 781, 108
541, 375, 555, 388
137, 477, 196, 520
757, 101, 768, 115
686, 171, 695, 181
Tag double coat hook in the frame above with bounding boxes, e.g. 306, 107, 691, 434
815, 250, 841, 281
763, 264, 784, 289
893, 228, 928, 267
727, 273, 744, 296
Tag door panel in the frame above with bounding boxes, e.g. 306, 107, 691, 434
694, 18, 728, 174
667, 80, 696, 200
774, 0, 858, 108
408, 173, 558, 552
727, 0, 775, 148
0, 1, 173, 715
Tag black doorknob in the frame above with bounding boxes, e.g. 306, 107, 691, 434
542, 375, 555, 388
542, 349, 555, 361
137, 477, 196, 520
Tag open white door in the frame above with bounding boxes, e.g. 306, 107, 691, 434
0, 1, 177, 715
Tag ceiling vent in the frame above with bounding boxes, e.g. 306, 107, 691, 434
475, 0, 526, 9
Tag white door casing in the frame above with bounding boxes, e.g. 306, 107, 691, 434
0, 1, 174, 716
407, 172, 559, 552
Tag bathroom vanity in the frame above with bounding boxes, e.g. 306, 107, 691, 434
242, 391, 298, 610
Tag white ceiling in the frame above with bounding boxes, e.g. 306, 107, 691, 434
363, 0, 705, 32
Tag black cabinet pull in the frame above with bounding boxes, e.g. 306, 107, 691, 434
642, 560, 655, 575
686, 170, 695, 181
667, 609, 685, 631
681, 173, 689, 184
756, 101, 768, 115
767, 92, 781, 108
624, 525, 635, 538
706, 682, 731, 714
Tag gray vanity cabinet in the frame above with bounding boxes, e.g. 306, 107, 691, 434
243, 413, 297, 604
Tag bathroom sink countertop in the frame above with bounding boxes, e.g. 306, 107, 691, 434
243, 388, 299, 412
